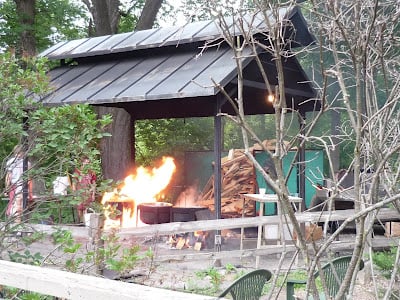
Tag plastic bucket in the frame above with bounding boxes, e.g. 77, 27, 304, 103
84, 208, 95, 227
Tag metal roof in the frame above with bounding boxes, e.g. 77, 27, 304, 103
42, 45, 249, 105
39, 6, 313, 60
38, 6, 319, 119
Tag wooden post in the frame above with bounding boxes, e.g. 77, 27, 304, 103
88, 213, 105, 274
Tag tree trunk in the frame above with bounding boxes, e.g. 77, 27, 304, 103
89, 0, 163, 180
135, 0, 163, 30
14, 0, 36, 57
96, 107, 134, 181
84, 0, 120, 36
91, 0, 113, 35
86, 0, 123, 181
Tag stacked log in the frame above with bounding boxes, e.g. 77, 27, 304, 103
195, 140, 293, 217
197, 149, 256, 217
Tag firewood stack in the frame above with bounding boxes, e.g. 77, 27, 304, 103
197, 149, 256, 217
196, 139, 291, 218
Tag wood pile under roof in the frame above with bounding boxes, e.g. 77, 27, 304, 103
196, 139, 293, 217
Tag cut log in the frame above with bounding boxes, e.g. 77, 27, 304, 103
197, 148, 256, 217
197, 140, 292, 217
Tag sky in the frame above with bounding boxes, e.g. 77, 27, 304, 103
162, 0, 187, 26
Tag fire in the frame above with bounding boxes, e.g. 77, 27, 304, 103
101, 156, 176, 228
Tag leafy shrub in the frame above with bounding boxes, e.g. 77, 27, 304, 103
372, 247, 397, 278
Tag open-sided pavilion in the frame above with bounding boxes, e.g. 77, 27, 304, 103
38, 5, 320, 220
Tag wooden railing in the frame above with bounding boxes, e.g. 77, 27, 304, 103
11, 207, 397, 262
25, 207, 400, 238
1, 208, 398, 299
0, 260, 216, 300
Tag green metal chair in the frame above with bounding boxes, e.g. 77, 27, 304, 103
218, 269, 272, 300
286, 256, 364, 300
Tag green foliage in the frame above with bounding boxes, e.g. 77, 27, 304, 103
135, 114, 294, 169
0, 286, 54, 300
29, 104, 112, 176
0, 0, 87, 53
51, 228, 83, 272
30, 196, 77, 225
8, 249, 43, 266
224, 115, 279, 150
175, 0, 246, 23
99, 230, 153, 274
21, 231, 47, 245
118, 0, 145, 32
195, 267, 223, 292
0, 53, 49, 143
225, 263, 236, 273
3, 230, 52, 299
105, 245, 145, 272
50, 228, 153, 275
372, 247, 398, 279
135, 118, 214, 165
52, 228, 78, 247
0, 52, 112, 225
0, 52, 50, 195
17, 292, 54, 300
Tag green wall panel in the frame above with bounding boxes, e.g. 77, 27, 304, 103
254, 150, 324, 215
184, 151, 228, 192
184, 150, 324, 216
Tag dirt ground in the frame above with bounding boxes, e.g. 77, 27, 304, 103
2, 224, 398, 299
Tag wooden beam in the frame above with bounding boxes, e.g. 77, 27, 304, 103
232, 78, 315, 98
11, 208, 400, 239
0, 260, 216, 300
154, 236, 399, 263
118, 208, 400, 237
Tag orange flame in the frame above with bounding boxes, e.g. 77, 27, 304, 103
101, 156, 176, 228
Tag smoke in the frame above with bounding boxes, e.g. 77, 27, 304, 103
174, 185, 200, 207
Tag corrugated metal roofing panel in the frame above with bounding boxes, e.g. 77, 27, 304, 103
43, 38, 89, 59
39, 41, 69, 58
118, 51, 196, 100
89, 55, 168, 103
89, 32, 134, 54
135, 26, 183, 48
57, 61, 120, 103
66, 59, 143, 102
110, 28, 163, 52
177, 47, 253, 98
146, 48, 230, 99
41, 46, 239, 105
47, 66, 71, 81
40, 7, 307, 60
189, 19, 225, 41
68, 35, 112, 56
162, 20, 214, 45
45, 64, 92, 104
52, 65, 110, 104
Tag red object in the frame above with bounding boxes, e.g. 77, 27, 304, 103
6, 184, 16, 216
73, 168, 97, 211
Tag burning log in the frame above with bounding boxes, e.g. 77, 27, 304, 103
101, 156, 177, 228
168, 231, 211, 251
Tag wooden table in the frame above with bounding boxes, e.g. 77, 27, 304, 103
241, 193, 303, 267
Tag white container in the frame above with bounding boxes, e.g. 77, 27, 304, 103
264, 224, 293, 240
53, 176, 70, 195
84, 208, 95, 227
